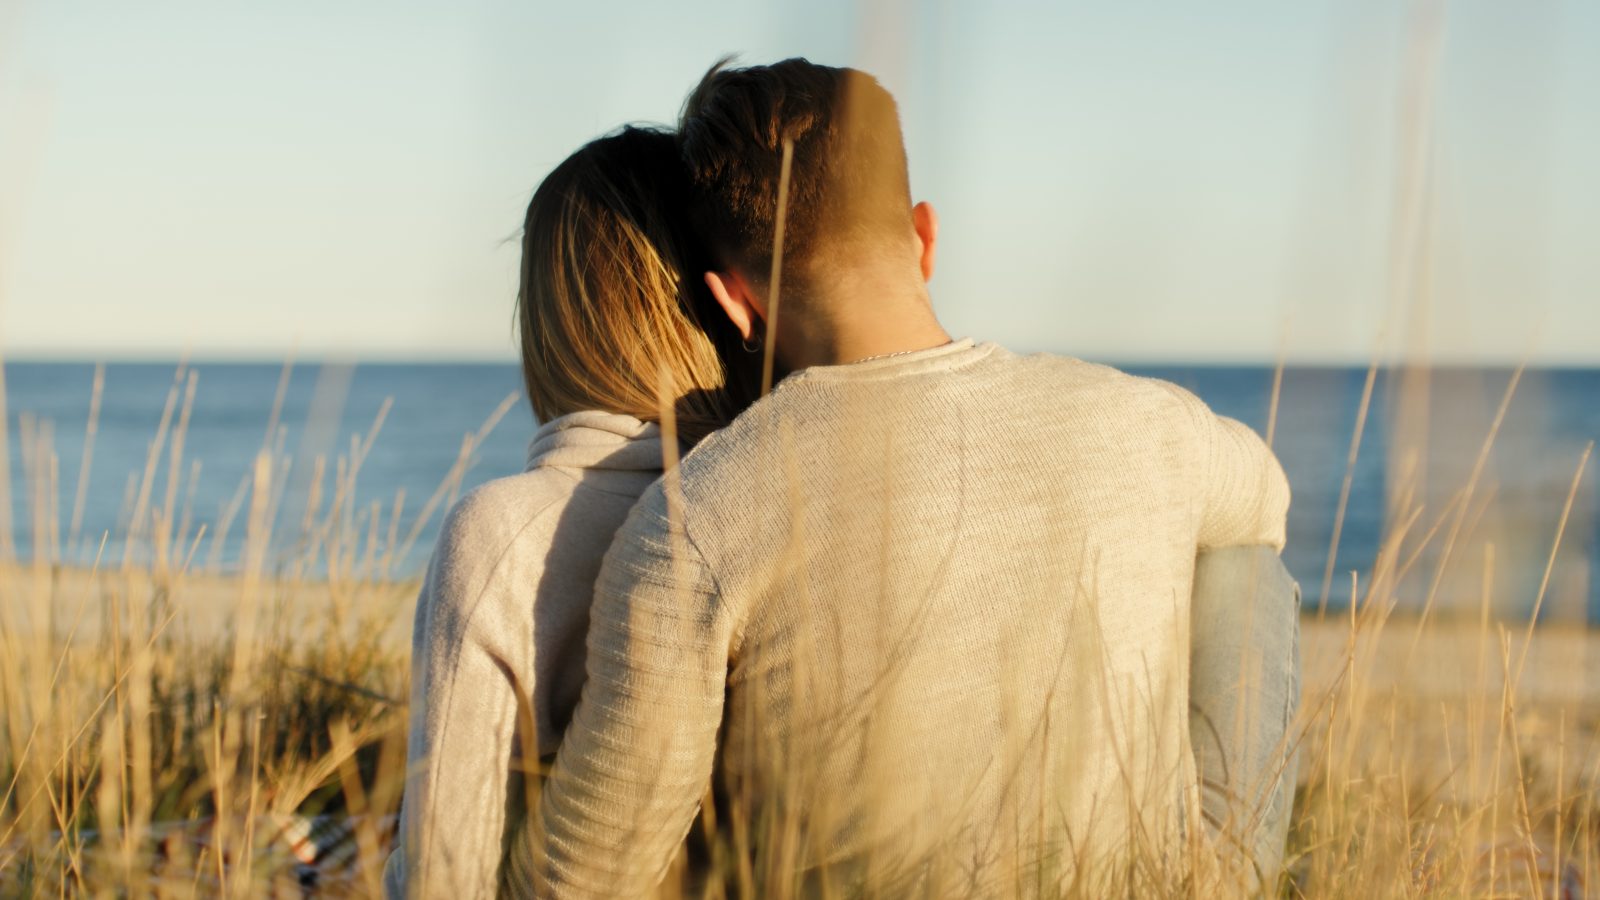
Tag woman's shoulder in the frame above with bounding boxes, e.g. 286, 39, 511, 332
414, 467, 624, 633
430, 468, 588, 574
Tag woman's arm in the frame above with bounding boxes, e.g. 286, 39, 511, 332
504, 486, 733, 899
384, 494, 537, 900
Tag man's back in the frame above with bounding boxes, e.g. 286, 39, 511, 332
515, 339, 1290, 897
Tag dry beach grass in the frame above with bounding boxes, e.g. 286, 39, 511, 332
0, 352, 1594, 897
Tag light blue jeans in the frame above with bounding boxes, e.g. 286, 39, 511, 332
1190, 545, 1301, 892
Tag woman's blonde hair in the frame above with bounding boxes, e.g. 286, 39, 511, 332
516, 126, 759, 445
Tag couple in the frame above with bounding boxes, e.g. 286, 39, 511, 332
385, 58, 1300, 898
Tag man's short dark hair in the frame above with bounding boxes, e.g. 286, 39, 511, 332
677, 57, 913, 298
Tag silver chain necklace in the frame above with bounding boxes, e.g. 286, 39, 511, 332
852, 340, 954, 365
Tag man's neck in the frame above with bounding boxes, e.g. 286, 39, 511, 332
767, 266, 953, 370
778, 296, 952, 370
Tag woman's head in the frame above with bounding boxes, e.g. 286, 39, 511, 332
516, 126, 758, 444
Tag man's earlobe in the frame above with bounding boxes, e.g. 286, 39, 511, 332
705, 270, 765, 340
913, 201, 939, 283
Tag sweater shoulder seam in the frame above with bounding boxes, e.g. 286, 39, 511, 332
674, 508, 747, 659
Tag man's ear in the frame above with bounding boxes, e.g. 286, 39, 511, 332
912, 201, 938, 283
705, 270, 766, 340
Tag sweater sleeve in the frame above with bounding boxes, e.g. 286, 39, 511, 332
1202, 414, 1290, 549
1156, 381, 1291, 550
505, 486, 733, 898
384, 494, 532, 900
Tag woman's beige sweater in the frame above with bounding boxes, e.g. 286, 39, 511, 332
382, 411, 667, 900
506, 340, 1292, 897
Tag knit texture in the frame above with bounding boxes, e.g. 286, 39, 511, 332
507, 340, 1292, 897
383, 411, 665, 900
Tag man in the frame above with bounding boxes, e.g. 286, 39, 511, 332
510, 58, 1298, 897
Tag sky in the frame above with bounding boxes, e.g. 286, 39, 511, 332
0, 0, 1595, 363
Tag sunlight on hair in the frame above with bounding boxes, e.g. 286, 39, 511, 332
761, 138, 794, 398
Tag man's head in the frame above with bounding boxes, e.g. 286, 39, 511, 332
677, 58, 937, 343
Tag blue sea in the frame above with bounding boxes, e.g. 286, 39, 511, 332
3, 360, 1596, 620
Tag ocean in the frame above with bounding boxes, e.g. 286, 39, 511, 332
3, 360, 1596, 620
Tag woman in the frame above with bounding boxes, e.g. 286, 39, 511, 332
383, 126, 758, 899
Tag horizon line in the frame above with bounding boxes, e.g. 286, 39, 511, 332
4, 349, 1598, 370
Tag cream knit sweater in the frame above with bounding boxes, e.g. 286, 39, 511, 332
505, 339, 1292, 897
383, 411, 667, 900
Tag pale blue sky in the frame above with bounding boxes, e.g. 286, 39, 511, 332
1, 0, 1595, 362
